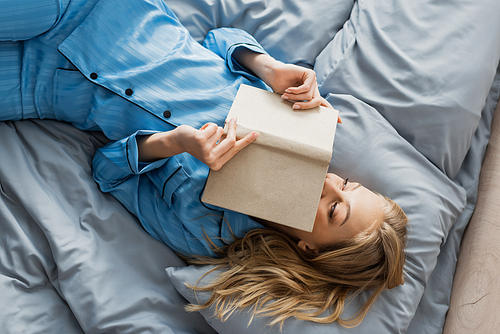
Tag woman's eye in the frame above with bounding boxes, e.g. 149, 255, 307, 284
342, 178, 349, 190
329, 203, 337, 219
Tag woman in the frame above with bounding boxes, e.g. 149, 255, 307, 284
94, 125, 408, 327
93, 117, 408, 327
1, 0, 408, 326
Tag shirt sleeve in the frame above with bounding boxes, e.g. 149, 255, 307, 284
92, 130, 214, 256
92, 130, 168, 193
0, 0, 68, 41
202, 27, 269, 80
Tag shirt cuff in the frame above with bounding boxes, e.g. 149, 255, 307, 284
127, 130, 170, 174
227, 43, 269, 81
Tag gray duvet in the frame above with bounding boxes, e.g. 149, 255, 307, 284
0, 120, 214, 334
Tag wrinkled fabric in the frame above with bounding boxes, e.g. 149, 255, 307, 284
0, 120, 216, 334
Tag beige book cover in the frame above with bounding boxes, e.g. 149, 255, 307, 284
202, 84, 339, 232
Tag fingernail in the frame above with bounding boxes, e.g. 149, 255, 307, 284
281, 94, 289, 99
293, 104, 301, 109
253, 131, 260, 138
285, 89, 291, 93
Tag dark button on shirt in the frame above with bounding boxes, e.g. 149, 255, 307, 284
90, 72, 98, 80
125, 88, 133, 96
163, 110, 171, 118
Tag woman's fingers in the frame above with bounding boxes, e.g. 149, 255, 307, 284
320, 97, 333, 109
281, 77, 323, 110
290, 96, 323, 110
225, 116, 237, 140
201, 122, 224, 147
282, 88, 343, 123
280, 70, 316, 98
199, 122, 217, 132
212, 117, 238, 157
207, 117, 259, 170
212, 130, 259, 170
282, 91, 316, 103
199, 123, 221, 144
287, 75, 314, 92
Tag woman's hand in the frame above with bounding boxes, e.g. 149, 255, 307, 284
138, 118, 259, 170
176, 118, 258, 170
263, 62, 324, 109
235, 50, 323, 109
259, 60, 341, 122
233, 49, 341, 122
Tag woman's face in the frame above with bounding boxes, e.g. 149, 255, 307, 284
281, 173, 385, 253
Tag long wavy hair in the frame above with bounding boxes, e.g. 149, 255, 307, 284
185, 195, 408, 328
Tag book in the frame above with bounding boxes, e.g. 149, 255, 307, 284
202, 84, 339, 232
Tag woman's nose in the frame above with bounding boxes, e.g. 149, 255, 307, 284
322, 174, 342, 198
321, 179, 328, 197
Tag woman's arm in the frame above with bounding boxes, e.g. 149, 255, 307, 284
232, 48, 331, 111
138, 117, 259, 171
92, 130, 263, 258
202, 28, 336, 113
92, 131, 245, 257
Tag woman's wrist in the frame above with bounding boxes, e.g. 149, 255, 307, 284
250, 53, 280, 87
232, 48, 279, 87
137, 129, 184, 162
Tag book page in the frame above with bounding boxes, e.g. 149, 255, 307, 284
226, 84, 336, 156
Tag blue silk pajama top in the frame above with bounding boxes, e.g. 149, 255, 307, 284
0, 0, 267, 257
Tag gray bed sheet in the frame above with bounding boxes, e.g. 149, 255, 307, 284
0, 120, 214, 334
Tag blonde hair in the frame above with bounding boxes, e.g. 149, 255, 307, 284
185, 196, 408, 328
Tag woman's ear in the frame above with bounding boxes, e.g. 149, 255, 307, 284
298, 240, 319, 255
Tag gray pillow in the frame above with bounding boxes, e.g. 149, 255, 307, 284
167, 0, 355, 65
315, 0, 500, 178
167, 94, 467, 333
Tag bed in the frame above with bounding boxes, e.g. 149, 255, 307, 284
1, 0, 499, 333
